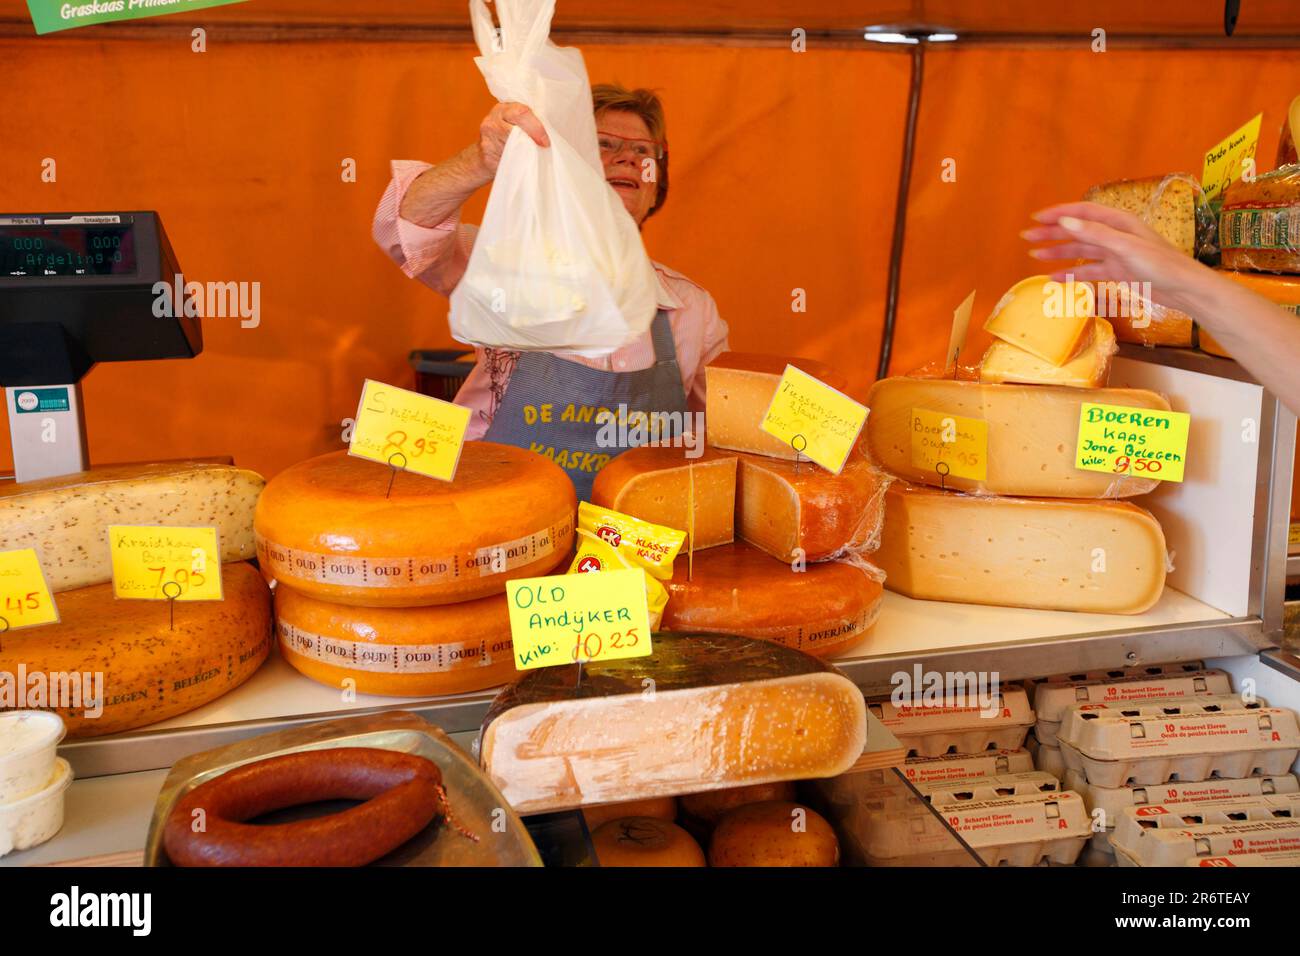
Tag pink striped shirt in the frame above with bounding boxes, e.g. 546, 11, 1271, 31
373, 159, 730, 439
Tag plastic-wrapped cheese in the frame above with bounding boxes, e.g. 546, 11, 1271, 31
864, 377, 1169, 497
983, 275, 1095, 366
874, 484, 1167, 614
275, 588, 516, 697
1092, 283, 1194, 346
590, 444, 736, 549
735, 445, 890, 562
0, 462, 263, 593
980, 318, 1117, 387
0, 562, 270, 737
661, 542, 883, 658
1200, 271, 1300, 357
705, 352, 845, 459
1220, 166, 1300, 273
255, 444, 575, 606
1085, 174, 1197, 256
478, 633, 867, 814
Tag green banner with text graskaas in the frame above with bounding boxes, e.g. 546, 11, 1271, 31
27, 0, 248, 35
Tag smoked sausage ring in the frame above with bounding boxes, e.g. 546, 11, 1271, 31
163, 747, 444, 867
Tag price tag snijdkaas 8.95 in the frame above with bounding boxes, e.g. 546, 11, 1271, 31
108, 526, 224, 601
506, 568, 652, 671
350, 379, 471, 482
0, 548, 59, 630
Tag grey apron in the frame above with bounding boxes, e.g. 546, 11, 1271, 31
483, 310, 689, 500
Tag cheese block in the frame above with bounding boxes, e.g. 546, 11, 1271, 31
0, 462, 263, 593
660, 542, 883, 658
1084, 174, 1197, 256
874, 484, 1166, 614
1200, 270, 1300, 357
591, 818, 706, 867
582, 796, 678, 832
590, 444, 736, 550
983, 275, 1096, 366
1092, 283, 1193, 346
1279, 94, 1299, 168
707, 801, 840, 867
1220, 165, 1300, 273
705, 352, 847, 459
864, 377, 1169, 497
254, 444, 576, 607
980, 317, 1117, 387
0, 562, 270, 738
734, 446, 889, 562
274, 587, 515, 697
478, 633, 867, 814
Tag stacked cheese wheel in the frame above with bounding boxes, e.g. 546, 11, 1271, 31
591, 353, 888, 659
0, 463, 272, 737
256, 444, 576, 697
866, 278, 1170, 614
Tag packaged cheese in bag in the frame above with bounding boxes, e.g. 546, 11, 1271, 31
569, 531, 668, 628
568, 502, 683, 628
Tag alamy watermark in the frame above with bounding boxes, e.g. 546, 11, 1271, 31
890, 665, 1002, 718
1, 665, 104, 718
152, 273, 260, 328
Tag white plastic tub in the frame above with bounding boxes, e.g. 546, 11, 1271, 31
0, 757, 72, 858
0, 711, 66, 804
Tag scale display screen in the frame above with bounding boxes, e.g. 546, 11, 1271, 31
0, 224, 137, 277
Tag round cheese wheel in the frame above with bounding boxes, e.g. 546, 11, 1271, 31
679, 782, 797, 828
591, 818, 706, 867
661, 542, 882, 658
0, 562, 270, 738
708, 801, 840, 867
275, 587, 516, 697
255, 444, 576, 607
582, 796, 678, 832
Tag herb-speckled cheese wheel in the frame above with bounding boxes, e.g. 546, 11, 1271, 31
0, 562, 270, 738
275, 587, 516, 697
255, 444, 576, 607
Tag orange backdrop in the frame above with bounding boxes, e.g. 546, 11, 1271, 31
0, 28, 1295, 515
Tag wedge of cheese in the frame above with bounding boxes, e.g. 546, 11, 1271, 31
983, 276, 1095, 366
980, 318, 1117, 387
661, 541, 883, 658
873, 484, 1167, 614
0, 562, 270, 737
0, 462, 263, 593
478, 633, 867, 814
1084, 174, 1197, 256
590, 444, 737, 550
864, 377, 1169, 497
735, 446, 889, 561
1200, 270, 1300, 358
705, 352, 846, 459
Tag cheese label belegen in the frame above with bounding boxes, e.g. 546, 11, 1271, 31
278, 620, 511, 674
1075, 402, 1190, 483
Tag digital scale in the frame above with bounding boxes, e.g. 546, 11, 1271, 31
0, 212, 200, 482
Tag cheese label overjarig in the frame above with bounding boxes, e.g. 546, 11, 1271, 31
108, 525, 224, 602
350, 378, 471, 482
908, 407, 988, 482
0, 548, 59, 630
278, 620, 511, 674
1075, 402, 1190, 483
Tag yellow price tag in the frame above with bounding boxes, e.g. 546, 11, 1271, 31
1202, 113, 1262, 203
1075, 403, 1190, 483
909, 407, 988, 482
1290, 522, 1300, 550
0, 548, 59, 631
350, 379, 470, 482
759, 365, 869, 474
109, 526, 223, 601
506, 568, 652, 671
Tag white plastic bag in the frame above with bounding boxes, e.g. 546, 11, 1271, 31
449, 0, 659, 356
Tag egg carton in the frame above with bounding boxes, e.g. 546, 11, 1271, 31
1034, 670, 1232, 746
867, 687, 1034, 758
861, 790, 1091, 867
1024, 661, 1207, 707
1080, 829, 1118, 867
1111, 792, 1300, 867
1183, 849, 1300, 867
917, 771, 1061, 806
1055, 696, 1300, 788
1026, 734, 1066, 780
1066, 768, 1300, 830
899, 749, 1035, 786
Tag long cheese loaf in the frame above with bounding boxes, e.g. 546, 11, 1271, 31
1200, 271, 1300, 358
865, 377, 1169, 497
661, 542, 883, 658
479, 633, 867, 814
873, 484, 1167, 614
275, 587, 516, 697
0, 462, 263, 593
0, 561, 270, 737
705, 352, 846, 459
735, 446, 889, 562
1220, 166, 1300, 273
255, 444, 575, 606
590, 444, 737, 549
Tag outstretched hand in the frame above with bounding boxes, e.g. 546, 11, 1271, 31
477, 102, 550, 176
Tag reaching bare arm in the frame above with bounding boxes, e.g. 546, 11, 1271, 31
398, 102, 550, 227
1024, 201, 1300, 416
